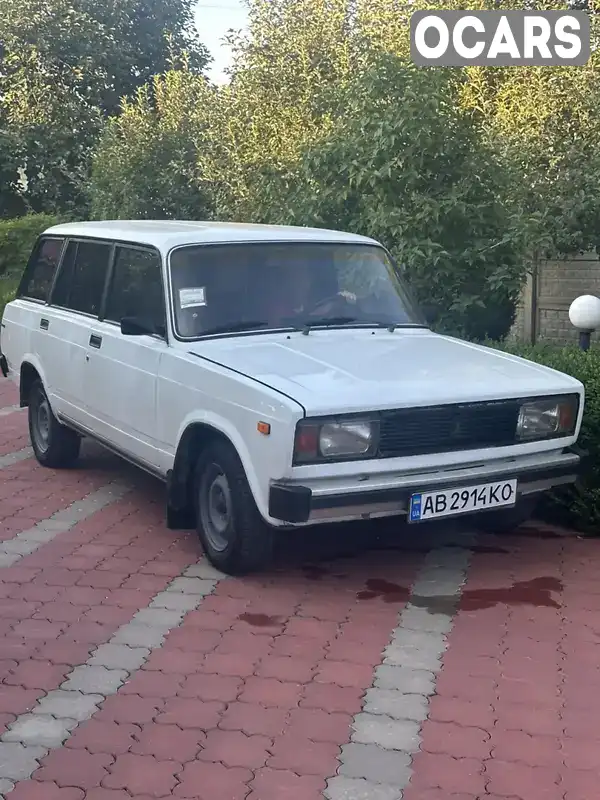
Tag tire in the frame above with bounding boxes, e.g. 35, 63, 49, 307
477, 496, 538, 535
194, 439, 274, 575
28, 379, 81, 468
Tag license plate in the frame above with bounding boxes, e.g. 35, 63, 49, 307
408, 479, 517, 523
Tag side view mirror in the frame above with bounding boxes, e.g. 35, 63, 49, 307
120, 316, 157, 336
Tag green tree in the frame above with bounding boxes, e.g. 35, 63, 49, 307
90, 68, 214, 220
0, 0, 210, 216
357, 0, 600, 257
213, 0, 357, 217
0, 0, 208, 115
251, 55, 529, 340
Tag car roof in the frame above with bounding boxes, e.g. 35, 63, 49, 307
44, 220, 379, 252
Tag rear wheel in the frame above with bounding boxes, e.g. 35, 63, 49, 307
194, 440, 274, 575
28, 379, 81, 468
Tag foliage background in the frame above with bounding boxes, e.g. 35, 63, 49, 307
491, 341, 600, 532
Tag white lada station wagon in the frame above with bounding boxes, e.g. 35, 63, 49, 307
0, 221, 584, 573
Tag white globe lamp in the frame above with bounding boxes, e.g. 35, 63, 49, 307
569, 294, 600, 351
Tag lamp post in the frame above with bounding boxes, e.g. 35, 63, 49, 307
568, 295, 600, 351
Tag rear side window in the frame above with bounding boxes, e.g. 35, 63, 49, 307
52, 240, 112, 317
104, 246, 166, 334
18, 237, 64, 302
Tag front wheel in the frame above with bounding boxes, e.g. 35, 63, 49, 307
28, 379, 81, 468
194, 440, 274, 575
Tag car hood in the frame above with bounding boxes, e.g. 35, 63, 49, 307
193, 328, 582, 415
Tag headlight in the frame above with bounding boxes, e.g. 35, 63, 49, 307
516, 394, 579, 441
293, 418, 379, 463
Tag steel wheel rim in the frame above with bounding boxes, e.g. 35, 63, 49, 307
32, 390, 51, 454
200, 463, 233, 553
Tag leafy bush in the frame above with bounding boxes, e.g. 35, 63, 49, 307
0, 214, 61, 279
491, 340, 600, 532
0, 214, 60, 319
89, 72, 214, 220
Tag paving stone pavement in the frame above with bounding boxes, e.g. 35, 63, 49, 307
0, 382, 19, 411
1, 385, 599, 799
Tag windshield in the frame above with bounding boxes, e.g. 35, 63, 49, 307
168, 241, 426, 339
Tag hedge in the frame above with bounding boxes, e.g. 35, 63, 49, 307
491, 340, 600, 532
0, 214, 61, 320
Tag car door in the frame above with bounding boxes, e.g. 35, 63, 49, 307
48, 238, 113, 427
83, 243, 168, 473
1, 237, 66, 407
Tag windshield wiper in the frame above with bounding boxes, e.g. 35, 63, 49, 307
196, 320, 269, 337
299, 316, 359, 334
298, 317, 428, 335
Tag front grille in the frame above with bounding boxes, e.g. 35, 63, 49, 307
378, 400, 521, 458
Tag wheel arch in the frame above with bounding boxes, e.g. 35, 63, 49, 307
167, 421, 247, 525
19, 359, 45, 407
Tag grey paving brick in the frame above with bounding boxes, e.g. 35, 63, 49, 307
31, 519, 74, 532
0, 539, 38, 556
413, 564, 464, 582
149, 592, 200, 612
61, 665, 128, 695
0, 555, 229, 796
374, 665, 436, 695
112, 622, 166, 648
383, 647, 443, 672
18, 527, 61, 543
89, 643, 150, 671
184, 561, 226, 580
0, 448, 33, 469
386, 628, 447, 653
3, 714, 77, 747
0, 405, 21, 417
322, 542, 472, 800
0, 742, 47, 781
325, 776, 403, 800
165, 577, 217, 595
132, 608, 186, 628
363, 689, 429, 722
0, 778, 14, 795
51, 484, 129, 525
351, 713, 421, 752
33, 690, 104, 721
421, 547, 472, 570
400, 605, 454, 635
411, 579, 465, 598
339, 742, 412, 784
0, 482, 131, 571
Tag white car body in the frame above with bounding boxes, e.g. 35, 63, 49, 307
0, 220, 584, 571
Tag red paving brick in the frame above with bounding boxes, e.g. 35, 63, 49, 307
0, 379, 18, 407
8, 782, 85, 800
405, 529, 600, 800
10, 489, 421, 795
0, 464, 198, 726
6, 421, 600, 800
0, 411, 29, 456
81, 555, 419, 795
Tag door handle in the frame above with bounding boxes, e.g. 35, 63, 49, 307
40, 318, 49, 331
89, 334, 102, 349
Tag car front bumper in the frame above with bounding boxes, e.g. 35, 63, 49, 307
268, 448, 582, 525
